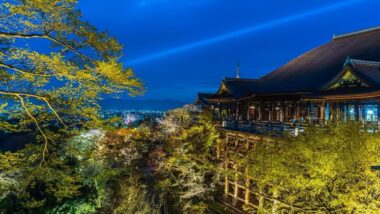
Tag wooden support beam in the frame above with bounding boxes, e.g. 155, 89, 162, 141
244, 168, 250, 207
224, 172, 229, 198
258, 187, 265, 211
295, 101, 300, 122
308, 102, 313, 124
320, 101, 325, 125
233, 167, 239, 206
224, 134, 229, 198
280, 100, 285, 122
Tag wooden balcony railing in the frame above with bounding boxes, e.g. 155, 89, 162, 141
218, 120, 305, 136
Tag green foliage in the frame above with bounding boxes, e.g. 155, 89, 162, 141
3, 102, 380, 213
156, 108, 220, 213
0, 0, 145, 212
0, 0, 143, 160
0, 143, 85, 212
240, 122, 380, 212
46, 199, 96, 214
112, 177, 159, 214
0, 129, 123, 211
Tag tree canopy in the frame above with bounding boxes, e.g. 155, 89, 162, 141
0, 0, 143, 161
237, 122, 380, 213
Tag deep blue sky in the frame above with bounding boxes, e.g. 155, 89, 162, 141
78, 0, 380, 103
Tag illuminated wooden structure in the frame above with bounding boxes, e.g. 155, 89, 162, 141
197, 27, 380, 212
197, 27, 380, 129
218, 130, 275, 212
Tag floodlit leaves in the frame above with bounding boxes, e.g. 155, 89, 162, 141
0, 0, 143, 139
241, 122, 380, 212
156, 108, 219, 214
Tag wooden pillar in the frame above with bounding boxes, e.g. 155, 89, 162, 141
244, 168, 250, 207
269, 101, 273, 121
233, 167, 239, 205
309, 102, 313, 124
224, 164, 229, 198
259, 100, 263, 121
343, 103, 348, 122
284, 103, 288, 122
320, 101, 325, 125
337, 103, 342, 122
294, 100, 300, 122
224, 134, 229, 198
225, 134, 229, 147
258, 187, 265, 211
280, 100, 284, 122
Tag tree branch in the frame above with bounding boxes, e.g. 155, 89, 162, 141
0, 31, 93, 62
15, 94, 49, 166
0, 12, 16, 21
0, 61, 52, 77
0, 90, 68, 128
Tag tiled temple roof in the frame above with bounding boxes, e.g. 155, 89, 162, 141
260, 27, 380, 93
197, 27, 380, 102
220, 78, 260, 98
195, 93, 215, 105
350, 58, 380, 87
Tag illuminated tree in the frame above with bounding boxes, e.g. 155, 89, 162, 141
0, 0, 143, 163
243, 122, 380, 212
156, 109, 219, 213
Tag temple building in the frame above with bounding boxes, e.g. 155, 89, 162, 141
197, 27, 380, 132
197, 27, 380, 212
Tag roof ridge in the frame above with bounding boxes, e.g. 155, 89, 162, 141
224, 77, 259, 81
333, 26, 380, 40
351, 58, 380, 66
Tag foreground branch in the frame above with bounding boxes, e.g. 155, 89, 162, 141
15, 94, 49, 166
0, 61, 52, 77
0, 31, 93, 62
0, 90, 68, 128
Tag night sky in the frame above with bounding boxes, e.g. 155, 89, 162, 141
77, 0, 380, 103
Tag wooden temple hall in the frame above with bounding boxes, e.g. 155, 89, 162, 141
196, 27, 380, 132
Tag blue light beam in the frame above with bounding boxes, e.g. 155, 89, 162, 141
128, 0, 364, 65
